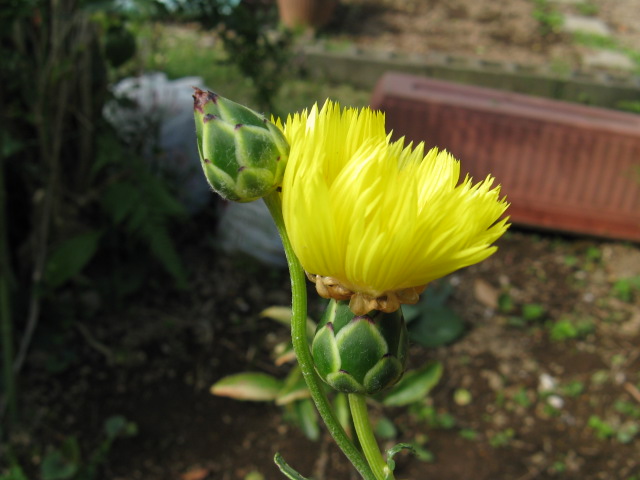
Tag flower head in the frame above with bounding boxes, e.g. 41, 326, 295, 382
278, 101, 509, 315
193, 88, 289, 202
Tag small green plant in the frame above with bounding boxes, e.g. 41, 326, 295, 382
615, 400, 640, 419
459, 428, 478, 441
549, 316, 595, 341
532, 0, 564, 37
403, 279, 465, 348
550, 460, 567, 474
588, 415, 615, 439
498, 292, 515, 313
522, 303, 546, 321
611, 276, 640, 302
512, 387, 534, 408
489, 428, 515, 448
35, 415, 137, 480
561, 380, 585, 398
573, 32, 640, 69
410, 404, 456, 430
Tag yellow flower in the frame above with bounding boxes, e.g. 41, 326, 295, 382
278, 101, 509, 315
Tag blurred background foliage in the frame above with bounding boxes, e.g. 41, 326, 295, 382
0, 1, 367, 476
0, 0, 367, 445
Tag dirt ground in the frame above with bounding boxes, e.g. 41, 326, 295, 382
6, 1, 640, 480
334, 0, 640, 72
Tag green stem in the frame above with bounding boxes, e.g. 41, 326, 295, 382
348, 394, 393, 480
263, 192, 375, 480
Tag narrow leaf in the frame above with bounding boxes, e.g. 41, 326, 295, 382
44, 231, 102, 288
211, 372, 282, 401
383, 362, 443, 407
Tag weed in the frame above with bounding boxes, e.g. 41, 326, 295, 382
550, 460, 567, 473
561, 380, 585, 398
611, 276, 640, 302
489, 428, 515, 448
411, 405, 457, 430
532, 0, 564, 37
585, 246, 601, 262
459, 428, 479, 441
498, 292, 515, 313
615, 400, 640, 420
588, 415, 615, 439
573, 32, 640, 70
522, 303, 546, 321
549, 316, 595, 341
513, 387, 534, 408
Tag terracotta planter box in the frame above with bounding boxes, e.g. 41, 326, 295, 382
371, 72, 640, 241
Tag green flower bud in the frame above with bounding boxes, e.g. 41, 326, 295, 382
311, 299, 408, 395
193, 88, 289, 202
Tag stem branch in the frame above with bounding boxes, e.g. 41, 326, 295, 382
264, 193, 375, 480
348, 393, 393, 480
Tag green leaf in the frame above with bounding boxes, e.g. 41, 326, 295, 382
294, 398, 320, 441
104, 415, 127, 438
101, 183, 140, 224
274, 452, 311, 480
363, 355, 403, 394
276, 367, 310, 405
260, 306, 316, 337
41, 437, 80, 480
385, 442, 416, 473
383, 362, 443, 407
146, 226, 188, 289
326, 371, 365, 394
375, 416, 398, 440
44, 231, 102, 288
407, 306, 464, 348
210, 372, 283, 401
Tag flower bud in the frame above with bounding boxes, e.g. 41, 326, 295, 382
311, 299, 408, 395
193, 88, 289, 202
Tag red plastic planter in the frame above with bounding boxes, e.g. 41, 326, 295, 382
371, 72, 640, 241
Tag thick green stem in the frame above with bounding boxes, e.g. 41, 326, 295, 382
348, 394, 393, 480
264, 193, 375, 480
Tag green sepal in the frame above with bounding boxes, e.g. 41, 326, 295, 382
336, 317, 388, 383
364, 355, 404, 393
311, 300, 409, 395
311, 324, 340, 378
236, 167, 276, 202
236, 125, 282, 168
216, 95, 266, 127
201, 118, 237, 177
327, 371, 365, 394
201, 161, 239, 201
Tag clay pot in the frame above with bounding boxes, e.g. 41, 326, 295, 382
276, 0, 338, 30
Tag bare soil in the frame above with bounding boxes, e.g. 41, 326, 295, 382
334, 0, 640, 73
12, 214, 640, 480
6, 2, 640, 480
